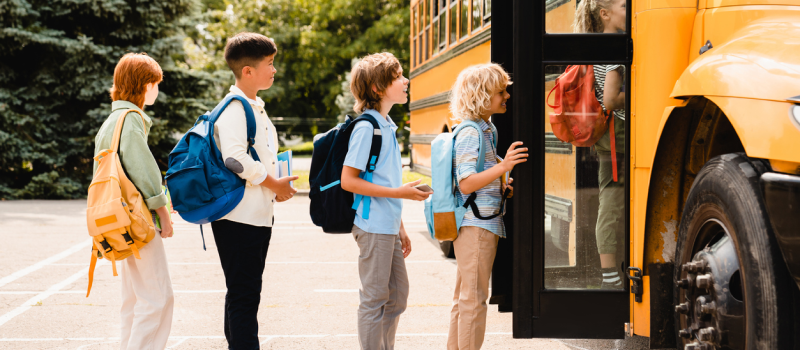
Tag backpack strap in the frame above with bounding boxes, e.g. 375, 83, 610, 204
207, 95, 261, 162
609, 113, 618, 182
346, 114, 383, 220
110, 109, 146, 153
463, 187, 511, 221
452, 121, 488, 172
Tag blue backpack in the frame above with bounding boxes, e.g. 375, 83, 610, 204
166, 95, 260, 238
424, 121, 508, 241
309, 114, 381, 233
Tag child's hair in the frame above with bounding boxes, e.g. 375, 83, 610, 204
109, 53, 163, 109
350, 52, 402, 114
224, 32, 278, 80
572, 0, 617, 33
449, 63, 512, 122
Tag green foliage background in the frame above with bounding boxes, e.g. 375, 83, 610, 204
184, 0, 411, 135
0, 0, 410, 199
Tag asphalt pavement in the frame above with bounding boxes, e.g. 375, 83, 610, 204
0, 198, 653, 349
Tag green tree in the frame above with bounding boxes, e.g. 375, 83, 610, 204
0, 0, 219, 199
186, 0, 410, 136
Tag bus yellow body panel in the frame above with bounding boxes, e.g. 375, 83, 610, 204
411, 41, 491, 102
634, 1, 800, 337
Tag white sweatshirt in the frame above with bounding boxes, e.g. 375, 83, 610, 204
213, 86, 278, 227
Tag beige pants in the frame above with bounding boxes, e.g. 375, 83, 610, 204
119, 234, 174, 350
448, 226, 499, 350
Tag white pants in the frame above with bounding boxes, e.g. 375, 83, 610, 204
120, 234, 174, 350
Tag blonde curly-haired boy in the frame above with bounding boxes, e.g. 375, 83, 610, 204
447, 63, 526, 350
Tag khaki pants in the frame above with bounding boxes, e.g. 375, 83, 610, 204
119, 234, 174, 350
448, 226, 499, 350
595, 151, 625, 255
352, 225, 409, 350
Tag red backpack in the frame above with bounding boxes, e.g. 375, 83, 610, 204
547, 65, 618, 182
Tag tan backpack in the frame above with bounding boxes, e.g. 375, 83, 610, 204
85, 109, 156, 297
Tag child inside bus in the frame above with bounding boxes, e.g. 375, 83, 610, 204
93, 53, 174, 350
574, 0, 628, 289
447, 63, 527, 350
340, 52, 432, 350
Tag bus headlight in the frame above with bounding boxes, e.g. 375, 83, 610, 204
792, 104, 800, 130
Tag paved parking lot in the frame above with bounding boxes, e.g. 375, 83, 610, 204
0, 198, 590, 349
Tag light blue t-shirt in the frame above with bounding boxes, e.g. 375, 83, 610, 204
343, 109, 403, 235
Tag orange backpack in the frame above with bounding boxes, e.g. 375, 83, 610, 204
547, 65, 618, 181
85, 109, 156, 297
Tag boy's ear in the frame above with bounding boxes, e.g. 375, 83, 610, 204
241, 66, 251, 78
371, 84, 382, 96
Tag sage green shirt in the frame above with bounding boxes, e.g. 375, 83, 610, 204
93, 101, 168, 210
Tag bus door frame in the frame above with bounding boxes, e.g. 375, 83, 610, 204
491, 0, 634, 339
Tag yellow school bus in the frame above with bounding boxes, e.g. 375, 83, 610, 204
408, 0, 492, 177
411, 0, 800, 348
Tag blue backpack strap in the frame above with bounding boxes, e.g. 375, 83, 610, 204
452, 121, 486, 172
347, 114, 382, 220
207, 95, 261, 162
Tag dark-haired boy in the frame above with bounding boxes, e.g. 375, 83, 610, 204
211, 32, 297, 349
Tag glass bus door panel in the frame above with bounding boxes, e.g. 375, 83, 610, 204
490, 0, 632, 338
545, 0, 626, 34
543, 65, 626, 290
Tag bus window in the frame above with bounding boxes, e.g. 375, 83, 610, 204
546, 0, 626, 34
460, 0, 469, 38
424, 0, 431, 60
433, 0, 439, 54
544, 64, 627, 290
412, 6, 417, 67
449, 0, 458, 44
483, 0, 491, 22
471, 0, 482, 32
438, 0, 447, 51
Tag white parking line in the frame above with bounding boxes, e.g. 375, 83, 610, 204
0, 290, 227, 294
0, 240, 91, 288
0, 332, 514, 342
48, 260, 449, 267
169, 260, 448, 265
0, 261, 106, 328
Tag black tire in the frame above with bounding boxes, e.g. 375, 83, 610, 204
440, 240, 456, 259
673, 153, 795, 349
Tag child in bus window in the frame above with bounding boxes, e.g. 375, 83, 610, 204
574, 0, 628, 289
447, 64, 527, 350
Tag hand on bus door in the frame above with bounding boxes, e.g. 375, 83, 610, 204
501, 142, 528, 172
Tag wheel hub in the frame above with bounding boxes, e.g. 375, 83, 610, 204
676, 220, 745, 350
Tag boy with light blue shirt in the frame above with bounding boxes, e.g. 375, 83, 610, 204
340, 52, 432, 350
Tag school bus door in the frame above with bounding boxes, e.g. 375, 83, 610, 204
491, 0, 633, 339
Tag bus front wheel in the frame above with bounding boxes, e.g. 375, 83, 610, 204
673, 153, 795, 350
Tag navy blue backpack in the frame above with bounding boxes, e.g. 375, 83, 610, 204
166, 95, 260, 238
309, 114, 381, 233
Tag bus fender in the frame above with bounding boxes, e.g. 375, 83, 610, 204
671, 16, 800, 103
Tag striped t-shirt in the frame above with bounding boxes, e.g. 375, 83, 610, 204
453, 119, 506, 238
593, 65, 626, 121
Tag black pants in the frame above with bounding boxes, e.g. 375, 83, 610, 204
211, 219, 272, 350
